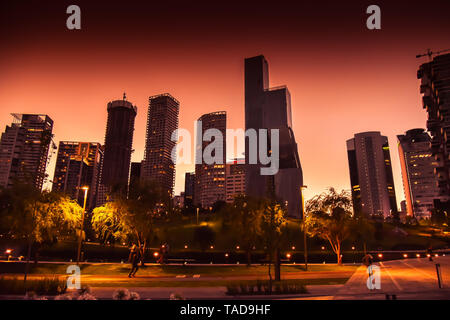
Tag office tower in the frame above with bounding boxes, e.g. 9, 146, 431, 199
417, 53, 450, 211
0, 114, 54, 190
141, 94, 179, 198
244, 55, 303, 218
346, 131, 398, 218
52, 141, 103, 210
397, 129, 443, 219
225, 158, 246, 203
129, 162, 141, 189
194, 111, 226, 208
173, 193, 184, 208
101, 94, 137, 188
184, 172, 195, 208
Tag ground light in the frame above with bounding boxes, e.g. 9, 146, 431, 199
403, 254, 408, 258
286, 253, 292, 259
153, 252, 159, 257
416, 254, 421, 258
378, 253, 383, 259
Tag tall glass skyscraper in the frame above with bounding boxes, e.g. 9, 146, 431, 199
244, 55, 303, 218
347, 131, 398, 218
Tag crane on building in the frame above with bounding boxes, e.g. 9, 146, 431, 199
416, 48, 450, 61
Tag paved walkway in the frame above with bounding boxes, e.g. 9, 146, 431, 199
332, 256, 450, 299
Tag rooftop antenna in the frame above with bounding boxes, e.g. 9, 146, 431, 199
416, 48, 450, 61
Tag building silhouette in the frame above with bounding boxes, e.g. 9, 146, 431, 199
129, 161, 141, 190
225, 158, 246, 203
53, 141, 103, 210
194, 111, 226, 208
0, 114, 54, 190
141, 94, 179, 198
184, 172, 195, 209
417, 53, 450, 211
244, 55, 303, 218
101, 94, 137, 189
347, 131, 398, 218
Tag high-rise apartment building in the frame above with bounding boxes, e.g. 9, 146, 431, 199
101, 94, 137, 188
184, 172, 195, 208
0, 114, 54, 190
417, 53, 450, 211
194, 111, 226, 208
129, 161, 141, 190
346, 131, 398, 218
141, 94, 179, 198
52, 141, 103, 210
397, 129, 444, 219
244, 55, 303, 218
225, 158, 246, 203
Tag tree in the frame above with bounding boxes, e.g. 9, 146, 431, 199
0, 183, 81, 281
304, 187, 353, 265
228, 195, 263, 266
91, 181, 166, 264
193, 225, 216, 251
261, 200, 287, 284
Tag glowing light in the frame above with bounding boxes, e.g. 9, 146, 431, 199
321, 246, 325, 250
225, 253, 229, 257
378, 253, 383, 258
236, 246, 240, 250
434, 254, 438, 257
416, 254, 420, 258
291, 246, 296, 250
403, 254, 408, 258
184, 245, 188, 249
286, 253, 291, 259
5, 249, 12, 254
351, 246, 355, 250
210, 245, 214, 249
153, 252, 159, 257
427, 254, 431, 257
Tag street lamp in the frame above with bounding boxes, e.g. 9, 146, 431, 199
300, 185, 308, 271
76, 186, 89, 265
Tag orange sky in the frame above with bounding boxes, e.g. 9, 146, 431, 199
1, 0, 449, 203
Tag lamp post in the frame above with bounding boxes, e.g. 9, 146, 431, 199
76, 186, 89, 265
300, 185, 308, 271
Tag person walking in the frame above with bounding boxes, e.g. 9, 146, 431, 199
128, 244, 141, 278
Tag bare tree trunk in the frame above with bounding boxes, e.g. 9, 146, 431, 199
23, 237, 33, 288
246, 248, 251, 267
267, 252, 273, 294
274, 248, 281, 281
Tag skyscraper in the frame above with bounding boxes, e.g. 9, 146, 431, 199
53, 141, 103, 210
346, 131, 398, 218
194, 111, 226, 208
141, 93, 179, 198
0, 114, 54, 190
244, 55, 303, 218
101, 94, 137, 188
417, 53, 450, 211
184, 172, 195, 209
129, 161, 141, 189
397, 129, 442, 219
225, 158, 246, 203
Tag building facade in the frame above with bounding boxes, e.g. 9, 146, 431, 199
194, 111, 226, 208
184, 172, 195, 208
101, 95, 137, 189
52, 141, 103, 210
417, 53, 450, 212
397, 129, 443, 219
141, 94, 179, 198
244, 55, 304, 218
0, 114, 54, 190
225, 158, 246, 203
347, 131, 398, 218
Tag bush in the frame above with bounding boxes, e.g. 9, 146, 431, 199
226, 280, 307, 296
0, 276, 67, 295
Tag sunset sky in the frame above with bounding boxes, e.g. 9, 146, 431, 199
1, 0, 449, 203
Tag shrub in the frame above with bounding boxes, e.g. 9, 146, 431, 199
226, 281, 307, 296
0, 276, 67, 295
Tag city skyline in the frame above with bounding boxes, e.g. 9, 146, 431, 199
1, 1, 450, 204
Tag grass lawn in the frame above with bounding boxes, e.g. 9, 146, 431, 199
0, 262, 358, 277
76, 278, 350, 288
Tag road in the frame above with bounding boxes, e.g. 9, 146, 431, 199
331, 255, 450, 299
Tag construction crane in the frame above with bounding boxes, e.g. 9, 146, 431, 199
416, 48, 450, 61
